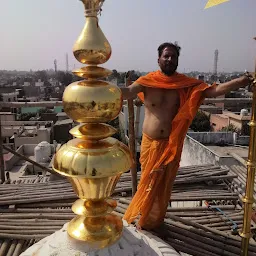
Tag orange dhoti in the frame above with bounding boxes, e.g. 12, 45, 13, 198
127, 133, 181, 229
123, 70, 216, 229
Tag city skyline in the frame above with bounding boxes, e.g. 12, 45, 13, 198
1, 0, 255, 72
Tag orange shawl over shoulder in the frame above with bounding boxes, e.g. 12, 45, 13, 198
123, 70, 215, 229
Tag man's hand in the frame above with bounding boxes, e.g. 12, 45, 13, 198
204, 72, 255, 98
239, 72, 255, 86
134, 98, 143, 107
121, 83, 144, 100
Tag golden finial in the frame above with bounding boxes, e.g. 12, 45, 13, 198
53, 0, 132, 248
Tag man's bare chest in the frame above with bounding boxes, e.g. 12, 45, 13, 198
144, 87, 180, 108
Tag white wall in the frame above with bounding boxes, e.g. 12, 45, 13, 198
181, 135, 239, 167
2, 92, 18, 102
5, 145, 24, 171
14, 128, 51, 149
187, 132, 234, 145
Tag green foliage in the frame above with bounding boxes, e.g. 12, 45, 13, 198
35, 70, 48, 82
20, 112, 37, 121
220, 124, 240, 133
190, 111, 211, 132
57, 71, 73, 86
38, 108, 53, 115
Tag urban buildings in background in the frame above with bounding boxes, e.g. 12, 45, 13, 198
0, 54, 253, 180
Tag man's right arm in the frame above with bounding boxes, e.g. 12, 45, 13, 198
120, 82, 144, 100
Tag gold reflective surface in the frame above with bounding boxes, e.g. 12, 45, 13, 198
67, 214, 123, 248
52, 0, 132, 248
69, 175, 121, 200
53, 137, 132, 178
73, 66, 112, 79
240, 40, 256, 256
72, 199, 117, 216
73, 17, 111, 65
63, 81, 122, 123
80, 0, 105, 15
70, 123, 117, 140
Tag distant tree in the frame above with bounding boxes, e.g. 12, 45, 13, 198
35, 70, 48, 82
20, 112, 37, 121
190, 111, 211, 132
57, 71, 73, 86
220, 124, 240, 134
118, 72, 126, 84
129, 70, 139, 81
38, 108, 53, 115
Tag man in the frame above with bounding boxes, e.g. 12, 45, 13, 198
121, 42, 254, 230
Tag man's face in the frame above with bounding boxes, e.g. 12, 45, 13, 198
158, 47, 179, 76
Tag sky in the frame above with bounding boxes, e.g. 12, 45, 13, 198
0, 0, 255, 73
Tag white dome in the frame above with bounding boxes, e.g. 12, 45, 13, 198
20, 221, 180, 256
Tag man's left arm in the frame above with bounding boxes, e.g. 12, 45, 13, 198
204, 74, 254, 98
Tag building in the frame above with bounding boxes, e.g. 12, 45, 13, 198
0, 112, 16, 122
1, 92, 18, 102
35, 79, 44, 87
1, 120, 53, 148
4, 142, 60, 179
210, 110, 251, 135
53, 119, 73, 143
199, 104, 222, 114
13, 124, 52, 149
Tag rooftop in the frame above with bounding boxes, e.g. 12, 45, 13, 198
207, 145, 248, 159
1, 164, 256, 255
223, 110, 251, 121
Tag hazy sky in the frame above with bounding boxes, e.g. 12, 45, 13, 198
1, 0, 255, 72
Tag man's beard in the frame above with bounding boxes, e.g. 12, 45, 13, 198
161, 64, 177, 76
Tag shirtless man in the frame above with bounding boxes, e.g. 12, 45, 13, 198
121, 42, 254, 230
122, 42, 253, 140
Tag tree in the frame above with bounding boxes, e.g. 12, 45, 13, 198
20, 112, 37, 121
190, 111, 211, 132
35, 70, 48, 82
57, 71, 73, 86
38, 108, 53, 115
220, 124, 240, 134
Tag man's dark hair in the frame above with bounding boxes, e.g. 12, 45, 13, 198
158, 42, 181, 57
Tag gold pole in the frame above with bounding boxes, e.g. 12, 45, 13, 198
0, 118, 5, 183
240, 37, 256, 256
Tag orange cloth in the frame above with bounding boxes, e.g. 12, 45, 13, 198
123, 70, 215, 229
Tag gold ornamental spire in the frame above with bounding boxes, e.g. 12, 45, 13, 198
240, 38, 256, 256
53, 0, 132, 249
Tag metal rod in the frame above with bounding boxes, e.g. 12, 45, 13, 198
2, 145, 57, 176
240, 37, 256, 256
0, 118, 5, 182
125, 72, 137, 196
